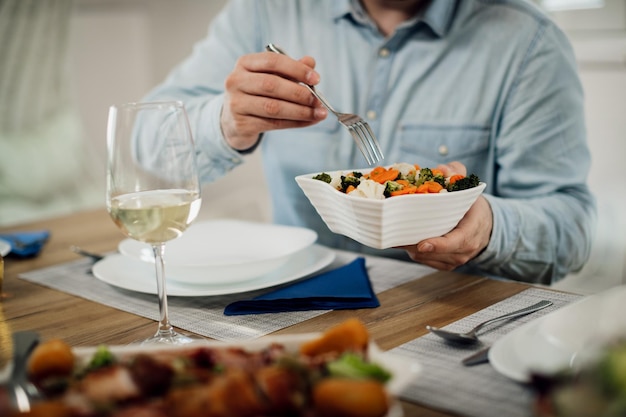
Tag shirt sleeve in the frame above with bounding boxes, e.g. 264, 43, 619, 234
141, 0, 261, 183
469, 20, 597, 285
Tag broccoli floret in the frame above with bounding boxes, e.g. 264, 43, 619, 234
404, 171, 416, 184
432, 174, 446, 188
598, 343, 626, 395
340, 175, 361, 193
447, 173, 481, 192
82, 345, 116, 374
313, 172, 332, 183
416, 168, 434, 186
350, 171, 363, 179
326, 353, 392, 383
384, 181, 404, 198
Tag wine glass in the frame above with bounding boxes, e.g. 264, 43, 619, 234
106, 101, 202, 345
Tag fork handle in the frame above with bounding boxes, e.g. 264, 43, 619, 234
472, 300, 553, 333
265, 43, 337, 114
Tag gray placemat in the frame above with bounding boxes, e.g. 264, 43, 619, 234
390, 287, 582, 417
19, 248, 436, 341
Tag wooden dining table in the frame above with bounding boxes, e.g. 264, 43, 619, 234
0, 208, 537, 417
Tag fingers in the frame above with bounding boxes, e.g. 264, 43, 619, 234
241, 52, 320, 86
397, 196, 493, 271
436, 161, 467, 177
226, 56, 322, 118
221, 51, 327, 150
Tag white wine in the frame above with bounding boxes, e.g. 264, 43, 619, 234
109, 189, 201, 244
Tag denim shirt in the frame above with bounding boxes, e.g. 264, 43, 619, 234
143, 0, 596, 284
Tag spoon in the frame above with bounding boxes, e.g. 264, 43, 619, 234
426, 300, 553, 344
8, 331, 41, 412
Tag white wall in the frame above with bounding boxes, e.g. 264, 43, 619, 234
69, 0, 625, 292
548, 1, 626, 293
70, 0, 271, 223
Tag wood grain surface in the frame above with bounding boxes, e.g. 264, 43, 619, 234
0, 208, 533, 417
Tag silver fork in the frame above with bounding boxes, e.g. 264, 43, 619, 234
7, 331, 42, 412
266, 43, 384, 165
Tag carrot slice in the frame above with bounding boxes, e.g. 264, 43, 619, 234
415, 181, 443, 194
426, 181, 443, 193
449, 174, 465, 184
431, 168, 444, 177
369, 168, 399, 184
390, 187, 415, 196
299, 318, 369, 357
313, 378, 389, 417
364, 166, 386, 180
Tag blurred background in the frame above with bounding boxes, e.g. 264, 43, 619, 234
1, 0, 624, 293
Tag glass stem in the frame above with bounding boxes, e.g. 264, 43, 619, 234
152, 243, 175, 338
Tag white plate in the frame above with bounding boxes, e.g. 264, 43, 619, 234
489, 318, 572, 383
118, 219, 318, 285
490, 286, 626, 382
92, 244, 335, 297
0, 238, 10, 257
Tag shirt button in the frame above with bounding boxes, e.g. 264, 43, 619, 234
438, 145, 449, 156
379, 48, 390, 58
366, 110, 377, 120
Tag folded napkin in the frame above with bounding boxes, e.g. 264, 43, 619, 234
224, 257, 379, 315
0, 230, 50, 257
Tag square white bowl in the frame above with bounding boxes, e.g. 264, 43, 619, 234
296, 169, 486, 249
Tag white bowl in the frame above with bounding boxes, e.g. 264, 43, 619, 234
295, 169, 486, 249
118, 219, 318, 285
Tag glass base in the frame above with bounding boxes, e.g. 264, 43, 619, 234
135, 329, 205, 346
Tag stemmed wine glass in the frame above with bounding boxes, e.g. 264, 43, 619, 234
106, 101, 202, 345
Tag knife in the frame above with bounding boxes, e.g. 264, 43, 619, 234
462, 346, 490, 366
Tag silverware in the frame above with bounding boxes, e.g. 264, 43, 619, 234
7, 331, 41, 412
70, 245, 105, 262
462, 346, 491, 366
426, 300, 553, 344
265, 43, 384, 165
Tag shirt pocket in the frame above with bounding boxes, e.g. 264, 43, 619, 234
396, 124, 491, 179
266, 117, 349, 166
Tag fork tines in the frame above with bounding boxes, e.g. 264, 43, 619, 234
349, 121, 384, 165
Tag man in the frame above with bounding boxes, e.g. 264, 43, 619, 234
142, 0, 596, 284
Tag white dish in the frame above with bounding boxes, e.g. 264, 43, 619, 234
118, 219, 318, 285
0, 238, 10, 257
296, 168, 485, 249
0, 333, 417, 417
490, 286, 626, 382
92, 244, 335, 297
72, 334, 420, 396
489, 318, 572, 383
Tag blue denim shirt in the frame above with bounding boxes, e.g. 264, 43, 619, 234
143, 0, 596, 284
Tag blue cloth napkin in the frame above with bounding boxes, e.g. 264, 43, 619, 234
224, 257, 380, 316
0, 230, 50, 257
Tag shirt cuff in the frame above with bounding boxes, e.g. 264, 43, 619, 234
193, 95, 246, 182
470, 194, 521, 269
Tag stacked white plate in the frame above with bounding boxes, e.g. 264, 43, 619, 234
91, 219, 335, 297
490, 285, 626, 382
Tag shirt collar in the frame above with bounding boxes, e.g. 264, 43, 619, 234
421, 0, 458, 37
332, 0, 459, 38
